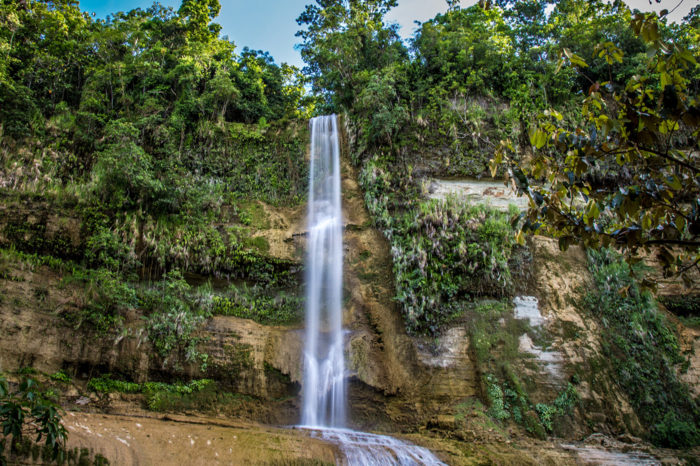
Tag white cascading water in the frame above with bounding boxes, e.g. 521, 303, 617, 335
301, 115, 446, 466
302, 114, 346, 428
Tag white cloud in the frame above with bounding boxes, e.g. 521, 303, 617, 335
622, 0, 694, 22
386, 0, 461, 38
386, 0, 694, 39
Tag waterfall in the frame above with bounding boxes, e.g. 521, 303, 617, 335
301, 115, 445, 465
302, 114, 346, 428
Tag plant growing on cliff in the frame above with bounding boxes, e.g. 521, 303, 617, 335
142, 270, 211, 370
86, 374, 214, 413
211, 284, 303, 325
63, 267, 137, 333
391, 199, 517, 334
359, 156, 520, 335
585, 248, 700, 447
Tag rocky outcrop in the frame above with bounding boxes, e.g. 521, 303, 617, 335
1, 144, 699, 451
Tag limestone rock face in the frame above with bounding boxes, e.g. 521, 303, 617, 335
0, 266, 149, 378
1, 147, 698, 444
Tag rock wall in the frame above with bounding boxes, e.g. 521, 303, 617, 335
1, 141, 698, 445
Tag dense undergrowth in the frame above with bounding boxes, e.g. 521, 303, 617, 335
87, 374, 216, 411
585, 249, 700, 448
211, 283, 304, 325
85, 373, 269, 415
359, 155, 525, 335
0, 0, 310, 377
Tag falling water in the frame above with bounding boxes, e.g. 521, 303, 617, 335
301, 115, 445, 465
302, 115, 346, 428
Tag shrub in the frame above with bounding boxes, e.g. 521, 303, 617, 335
87, 375, 141, 394
0, 375, 67, 463
650, 412, 700, 449
142, 270, 210, 369
49, 371, 71, 384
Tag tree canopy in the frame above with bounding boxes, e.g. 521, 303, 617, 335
296, 0, 699, 279
492, 10, 699, 283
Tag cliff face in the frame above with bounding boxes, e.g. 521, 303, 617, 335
1, 140, 699, 462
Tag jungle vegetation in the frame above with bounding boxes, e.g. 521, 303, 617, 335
295, 0, 699, 446
0, 0, 699, 454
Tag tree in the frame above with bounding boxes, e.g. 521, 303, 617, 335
492, 11, 700, 283
413, 6, 515, 95
91, 119, 163, 212
178, 0, 221, 42
296, 0, 407, 111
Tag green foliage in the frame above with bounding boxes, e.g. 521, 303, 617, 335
2, 215, 80, 261
464, 292, 580, 439
91, 120, 164, 212
62, 267, 136, 333
49, 371, 71, 384
179, 0, 221, 42
296, 0, 406, 111
585, 248, 700, 447
534, 383, 580, 433
211, 284, 303, 325
392, 196, 516, 333
87, 375, 141, 395
414, 6, 515, 95
0, 0, 311, 308
650, 412, 700, 450
297, 0, 668, 180
137, 220, 300, 284
470, 301, 525, 364
142, 270, 210, 369
85, 224, 137, 274
360, 156, 518, 335
659, 294, 700, 318
142, 379, 214, 411
85, 374, 214, 412
482, 369, 580, 439
62, 448, 110, 466
552, 382, 580, 416
484, 374, 509, 421
0, 375, 67, 464
534, 403, 557, 433
493, 11, 700, 281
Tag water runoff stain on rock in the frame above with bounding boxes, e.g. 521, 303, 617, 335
514, 296, 565, 383
414, 327, 469, 368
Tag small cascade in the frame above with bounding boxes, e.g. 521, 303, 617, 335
302, 115, 346, 428
308, 428, 446, 466
301, 115, 445, 465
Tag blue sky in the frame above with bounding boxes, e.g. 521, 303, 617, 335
79, 0, 695, 69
